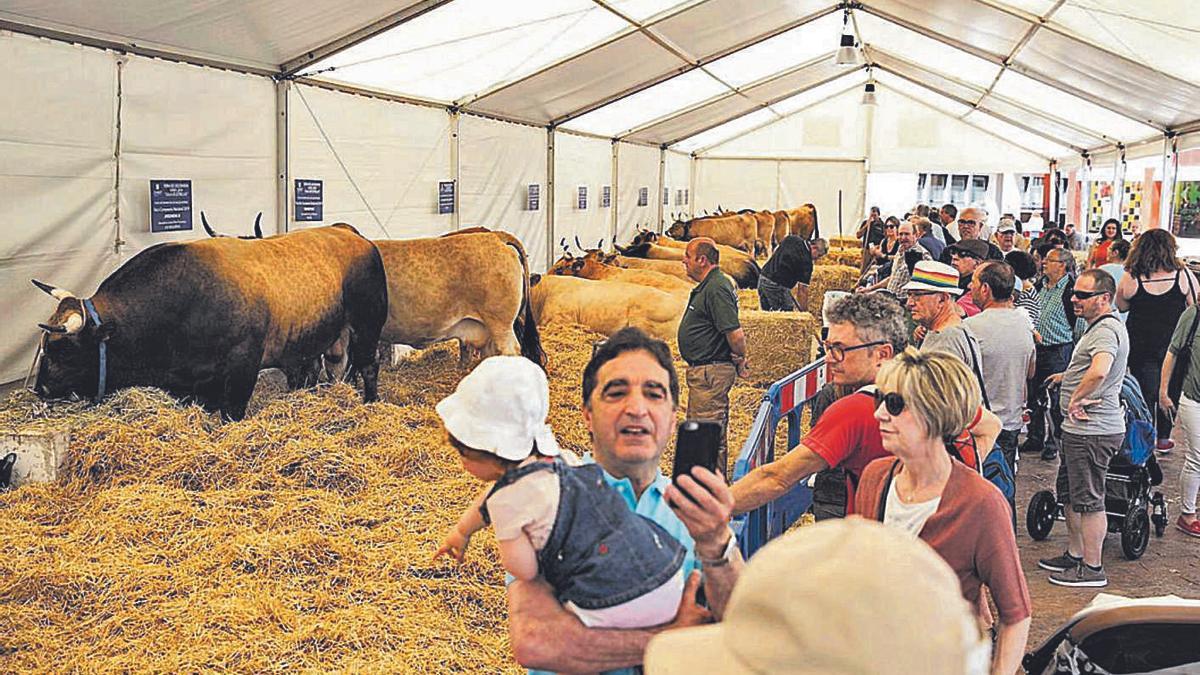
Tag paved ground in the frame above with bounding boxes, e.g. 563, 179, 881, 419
1016, 428, 1200, 651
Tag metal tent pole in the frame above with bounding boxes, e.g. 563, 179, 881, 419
1160, 135, 1179, 231
657, 146, 666, 233
546, 127, 556, 270
275, 78, 291, 234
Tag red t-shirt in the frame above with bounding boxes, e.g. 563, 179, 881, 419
802, 391, 891, 514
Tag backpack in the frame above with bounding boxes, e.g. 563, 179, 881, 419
1119, 372, 1155, 466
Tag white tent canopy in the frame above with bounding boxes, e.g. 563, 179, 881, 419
2, 0, 1196, 154
2, 0, 1199, 384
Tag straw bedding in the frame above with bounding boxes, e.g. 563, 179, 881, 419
0, 318, 800, 671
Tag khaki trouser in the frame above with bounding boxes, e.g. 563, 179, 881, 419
685, 362, 738, 476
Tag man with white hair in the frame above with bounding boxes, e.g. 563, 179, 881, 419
941, 207, 1003, 264
904, 260, 984, 370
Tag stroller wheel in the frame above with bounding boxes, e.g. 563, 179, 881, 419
1027, 490, 1058, 541
1121, 507, 1151, 560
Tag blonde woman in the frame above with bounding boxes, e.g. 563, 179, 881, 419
856, 349, 1030, 675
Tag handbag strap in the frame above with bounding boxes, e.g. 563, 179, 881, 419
876, 458, 903, 521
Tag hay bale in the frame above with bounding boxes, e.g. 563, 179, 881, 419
821, 246, 862, 268
738, 288, 759, 310
807, 264, 860, 320
739, 310, 818, 385
828, 236, 860, 249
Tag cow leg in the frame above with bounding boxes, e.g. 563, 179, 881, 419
221, 368, 259, 421
346, 330, 380, 403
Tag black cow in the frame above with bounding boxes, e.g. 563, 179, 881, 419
32, 223, 388, 420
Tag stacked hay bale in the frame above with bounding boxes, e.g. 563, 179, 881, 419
827, 236, 860, 249
737, 310, 819, 385
806, 264, 861, 320
822, 247, 862, 268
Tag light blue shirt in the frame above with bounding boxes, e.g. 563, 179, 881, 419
1099, 263, 1128, 322
526, 463, 698, 675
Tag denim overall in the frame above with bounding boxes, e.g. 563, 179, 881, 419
481, 459, 686, 610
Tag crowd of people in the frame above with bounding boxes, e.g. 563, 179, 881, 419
425, 208, 1198, 674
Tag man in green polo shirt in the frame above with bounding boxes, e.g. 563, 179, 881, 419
679, 237, 749, 474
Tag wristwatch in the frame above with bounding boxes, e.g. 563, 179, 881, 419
698, 531, 738, 568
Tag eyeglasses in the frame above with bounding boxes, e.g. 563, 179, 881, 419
823, 339, 887, 361
1070, 289, 1108, 299
874, 390, 906, 416
591, 338, 608, 356
1044, 258, 1066, 265
958, 219, 979, 226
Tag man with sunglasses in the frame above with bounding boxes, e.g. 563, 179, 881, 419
1038, 269, 1128, 588
939, 207, 1002, 265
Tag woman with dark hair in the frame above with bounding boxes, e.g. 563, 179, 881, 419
867, 216, 901, 276
1006, 250, 1041, 335
1116, 229, 1199, 452
1087, 218, 1124, 269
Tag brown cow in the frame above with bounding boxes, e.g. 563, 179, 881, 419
374, 232, 544, 367
605, 254, 695, 283
665, 213, 758, 252
619, 234, 760, 289
772, 211, 790, 250
529, 275, 683, 341
786, 204, 820, 239
549, 254, 692, 295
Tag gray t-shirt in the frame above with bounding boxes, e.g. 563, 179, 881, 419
965, 308, 1036, 431
921, 323, 981, 371
1168, 305, 1200, 404
1060, 314, 1129, 435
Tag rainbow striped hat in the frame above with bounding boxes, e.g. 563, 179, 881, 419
903, 260, 963, 296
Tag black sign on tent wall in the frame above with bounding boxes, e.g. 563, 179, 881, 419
638, 187, 648, 206
438, 181, 456, 214
684, 189, 689, 205
601, 186, 611, 208
577, 186, 588, 210
294, 179, 323, 222
527, 184, 540, 211
663, 188, 670, 205
149, 179, 193, 233
676, 189, 684, 206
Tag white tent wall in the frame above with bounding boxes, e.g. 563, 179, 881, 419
0, 32, 120, 385
554, 132, 611, 253
693, 158, 778, 213
664, 150, 692, 222
616, 142, 660, 245
779, 160, 866, 239
458, 116, 548, 271
119, 56, 276, 251
867, 86, 1049, 174
699, 87, 868, 160
288, 84, 450, 240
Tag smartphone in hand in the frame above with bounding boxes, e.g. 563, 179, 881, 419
672, 420, 721, 503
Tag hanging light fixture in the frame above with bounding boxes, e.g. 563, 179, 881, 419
836, 9, 862, 66
862, 82, 877, 106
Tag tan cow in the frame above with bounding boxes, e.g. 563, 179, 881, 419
618, 233, 761, 289
549, 254, 693, 295
772, 211, 790, 250
786, 204, 820, 239
605, 254, 695, 283
665, 214, 758, 252
529, 275, 683, 341
750, 210, 776, 258
374, 232, 544, 366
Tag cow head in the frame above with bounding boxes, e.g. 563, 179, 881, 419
665, 220, 689, 240
30, 280, 111, 400
548, 255, 580, 276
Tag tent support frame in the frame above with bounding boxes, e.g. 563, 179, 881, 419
280, 0, 454, 76
546, 128, 556, 270
275, 78, 290, 234
1160, 136, 1179, 232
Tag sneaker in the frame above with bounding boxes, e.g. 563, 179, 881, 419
1177, 515, 1200, 538
1049, 563, 1108, 588
1020, 438, 1043, 457
1156, 439, 1174, 454
1040, 445, 1058, 461
1037, 551, 1081, 572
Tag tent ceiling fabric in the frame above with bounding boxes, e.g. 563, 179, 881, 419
0, 0, 439, 73
1, 0, 1196, 156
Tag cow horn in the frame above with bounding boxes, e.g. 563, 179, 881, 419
574, 236, 584, 251
253, 212, 263, 238
201, 211, 219, 238
38, 322, 66, 333
31, 279, 75, 301
597, 238, 604, 250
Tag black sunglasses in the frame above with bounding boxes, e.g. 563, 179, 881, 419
958, 219, 979, 226
874, 390, 906, 416
1071, 289, 1108, 299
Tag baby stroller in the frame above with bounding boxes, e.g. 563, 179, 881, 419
1023, 594, 1200, 675
1027, 374, 1168, 560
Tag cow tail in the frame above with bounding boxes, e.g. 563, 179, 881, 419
809, 204, 820, 241
746, 258, 761, 289
505, 240, 547, 369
